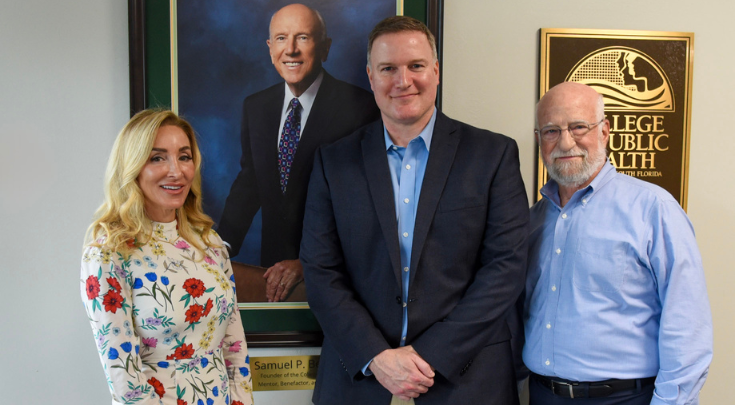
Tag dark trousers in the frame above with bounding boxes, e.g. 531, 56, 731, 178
529, 375, 654, 405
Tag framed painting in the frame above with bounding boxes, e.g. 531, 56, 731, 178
128, 0, 444, 346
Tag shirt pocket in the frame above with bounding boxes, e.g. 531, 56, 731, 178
571, 238, 626, 292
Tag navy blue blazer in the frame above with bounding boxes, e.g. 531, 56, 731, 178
301, 112, 529, 404
218, 70, 379, 266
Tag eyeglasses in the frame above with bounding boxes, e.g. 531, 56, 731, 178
534, 118, 605, 142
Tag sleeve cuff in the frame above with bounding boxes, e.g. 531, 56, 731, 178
362, 359, 374, 376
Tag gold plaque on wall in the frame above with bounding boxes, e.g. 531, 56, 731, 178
537, 29, 694, 210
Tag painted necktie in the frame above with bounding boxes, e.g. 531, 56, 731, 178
278, 98, 302, 193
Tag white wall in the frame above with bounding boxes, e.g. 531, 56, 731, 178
0, 0, 129, 403
443, 1, 734, 403
0, 2, 313, 404
1, 1, 731, 404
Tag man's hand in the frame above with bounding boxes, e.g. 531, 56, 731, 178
263, 259, 303, 302
368, 346, 435, 401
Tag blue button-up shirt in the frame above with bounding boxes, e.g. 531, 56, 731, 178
384, 109, 436, 347
523, 161, 712, 404
361, 109, 436, 376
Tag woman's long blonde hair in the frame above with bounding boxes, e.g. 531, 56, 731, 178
85, 109, 216, 254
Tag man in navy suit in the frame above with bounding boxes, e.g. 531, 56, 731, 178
218, 3, 379, 301
301, 16, 529, 404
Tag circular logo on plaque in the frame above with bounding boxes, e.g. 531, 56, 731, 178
566, 46, 674, 111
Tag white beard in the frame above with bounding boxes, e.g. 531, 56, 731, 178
544, 136, 607, 188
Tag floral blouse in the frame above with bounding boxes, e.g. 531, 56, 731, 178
81, 220, 254, 405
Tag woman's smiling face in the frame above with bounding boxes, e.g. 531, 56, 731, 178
137, 125, 194, 222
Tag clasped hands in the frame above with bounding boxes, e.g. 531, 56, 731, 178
369, 345, 435, 401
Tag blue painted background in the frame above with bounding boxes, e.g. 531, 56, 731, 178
177, 0, 395, 264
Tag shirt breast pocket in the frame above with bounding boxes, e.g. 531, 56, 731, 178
571, 238, 626, 292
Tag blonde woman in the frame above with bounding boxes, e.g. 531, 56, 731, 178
81, 110, 253, 405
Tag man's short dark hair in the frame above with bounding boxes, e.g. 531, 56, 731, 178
367, 16, 437, 66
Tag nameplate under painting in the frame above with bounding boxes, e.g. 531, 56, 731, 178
251, 355, 319, 391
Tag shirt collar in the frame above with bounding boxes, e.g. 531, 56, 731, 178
540, 159, 617, 207
588, 160, 617, 189
282, 70, 324, 116
383, 107, 437, 151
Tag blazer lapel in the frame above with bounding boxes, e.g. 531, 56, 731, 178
299, 71, 338, 145
361, 121, 403, 286
286, 71, 337, 197
409, 113, 460, 284
253, 84, 286, 200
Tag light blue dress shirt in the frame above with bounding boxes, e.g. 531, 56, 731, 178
384, 109, 436, 347
523, 161, 712, 405
361, 109, 436, 376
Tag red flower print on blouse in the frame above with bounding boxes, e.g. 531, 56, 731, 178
147, 376, 165, 398
102, 289, 123, 313
85, 275, 100, 300
203, 298, 213, 316
177, 399, 188, 405
185, 304, 204, 324
106, 277, 121, 292
183, 278, 206, 298
232, 401, 245, 405
166, 343, 195, 360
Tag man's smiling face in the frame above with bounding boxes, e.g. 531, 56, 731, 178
267, 4, 331, 97
367, 31, 439, 132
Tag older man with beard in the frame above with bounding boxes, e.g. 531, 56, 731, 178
523, 82, 712, 405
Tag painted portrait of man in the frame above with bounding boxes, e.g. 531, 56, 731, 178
176, 1, 394, 302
